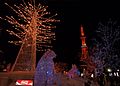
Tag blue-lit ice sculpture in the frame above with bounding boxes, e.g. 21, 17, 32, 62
34, 49, 56, 86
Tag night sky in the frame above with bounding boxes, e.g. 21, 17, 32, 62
0, 0, 120, 64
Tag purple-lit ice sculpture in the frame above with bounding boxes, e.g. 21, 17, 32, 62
67, 64, 78, 78
34, 49, 56, 86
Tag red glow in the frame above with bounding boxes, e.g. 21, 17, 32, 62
81, 25, 84, 36
16, 80, 33, 86
80, 25, 96, 75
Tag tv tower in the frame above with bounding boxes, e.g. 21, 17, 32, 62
80, 25, 95, 76
80, 25, 88, 60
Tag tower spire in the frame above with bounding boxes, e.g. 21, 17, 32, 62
80, 25, 88, 60
80, 25, 85, 36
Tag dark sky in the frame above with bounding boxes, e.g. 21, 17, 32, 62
0, 0, 120, 64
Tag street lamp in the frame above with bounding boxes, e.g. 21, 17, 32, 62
107, 68, 112, 72
117, 69, 119, 72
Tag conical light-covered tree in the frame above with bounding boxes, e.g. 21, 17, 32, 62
0, 0, 59, 71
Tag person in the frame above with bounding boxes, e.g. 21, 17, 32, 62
7, 63, 11, 72
85, 79, 91, 86
98, 74, 104, 86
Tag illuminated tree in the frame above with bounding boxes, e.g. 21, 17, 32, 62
54, 62, 69, 73
90, 19, 120, 75
0, 0, 59, 71
89, 44, 105, 75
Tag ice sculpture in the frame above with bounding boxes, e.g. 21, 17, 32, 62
67, 64, 79, 78
34, 49, 56, 86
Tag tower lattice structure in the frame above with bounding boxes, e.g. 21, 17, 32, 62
80, 25, 95, 75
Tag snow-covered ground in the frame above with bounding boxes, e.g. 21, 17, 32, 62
53, 73, 99, 86
0, 72, 99, 86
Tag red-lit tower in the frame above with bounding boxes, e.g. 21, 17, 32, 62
80, 25, 88, 60
80, 25, 95, 76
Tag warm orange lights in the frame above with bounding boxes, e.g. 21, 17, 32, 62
80, 25, 96, 75
80, 25, 84, 36
2, 1, 59, 72
80, 26, 87, 59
